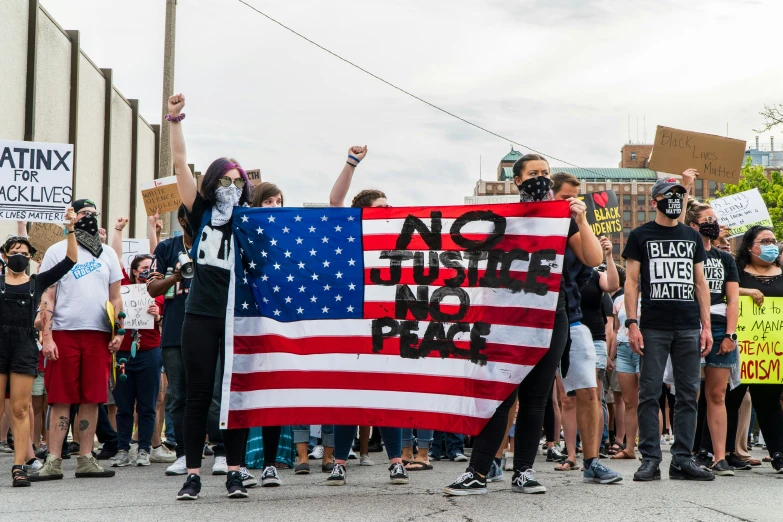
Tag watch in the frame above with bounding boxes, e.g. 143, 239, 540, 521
724, 333, 738, 341
624, 319, 638, 329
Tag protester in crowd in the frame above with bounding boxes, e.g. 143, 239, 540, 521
168, 93, 251, 499
30, 200, 125, 482
724, 226, 783, 472
402, 429, 434, 471
623, 176, 715, 482
444, 155, 604, 495
684, 200, 739, 476
0, 209, 77, 486
327, 145, 408, 487
108, 217, 169, 468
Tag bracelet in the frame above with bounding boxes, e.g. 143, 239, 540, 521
165, 113, 186, 123
346, 155, 361, 167
115, 228, 123, 232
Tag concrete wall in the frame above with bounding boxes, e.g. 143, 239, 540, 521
0, 0, 159, 236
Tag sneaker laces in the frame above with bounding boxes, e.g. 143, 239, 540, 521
591, 461, 610, 474
240, 466, 252, 478
330, 464, 345, 478
453, 471, 474, 484
512, 469, 535, 486
263, 466, 278, 478
390, 462, 405, 475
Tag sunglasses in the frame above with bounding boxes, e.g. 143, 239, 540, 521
658, 192, 686, 200
78, 210, 100, 218
219, 176, 246, 189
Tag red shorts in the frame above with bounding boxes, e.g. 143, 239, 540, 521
45, 330, 112, 404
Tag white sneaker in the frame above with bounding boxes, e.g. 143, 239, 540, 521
240, 466, 258, 488
111, 450, 132, 467
504, 451, 515, 471
166, 456, 187, 476
348, 449, 358, 460
452, 453, 469, 463
212, 456, 228, 475
308, 445, 324, 459
150, 445, 177, 464
360, 453, 375, 466
136, 449, 151, 466
261, 465, 282, 487
24, 459, 43, 473
129, 442, 139, 461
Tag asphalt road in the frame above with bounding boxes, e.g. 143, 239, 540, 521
1, 447, 779, 522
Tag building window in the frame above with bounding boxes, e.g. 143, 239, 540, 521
613, 243, 620, 255
695, 180, 703, 194
623, 211, 631, 221
623, 227, 631, 235
637, 211, 646, 222
622, 195, 631, 206
709, 181, 718, 193
631, 152, 637, 161
636, 195, 646, 207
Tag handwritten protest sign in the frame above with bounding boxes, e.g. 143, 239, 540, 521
246, 169, 261, 185
710, 189, 772, 238
649, 126, 746, 184
583, 190, 621, 235
120, 283, 155, 330
29, 222, 65, 262
0, 139, 73, 223
140, 177, 181, 215
738, 296, 783, 384
121, 238, 150, 270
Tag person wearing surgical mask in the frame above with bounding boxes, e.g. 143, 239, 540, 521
167, 93, 252, 500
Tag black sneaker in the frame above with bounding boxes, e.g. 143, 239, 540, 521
711, 459, 735, 476
771, 452, 783, 473
694, 449, 713, 470
726, 454, 751, 471
389, 462, 409, 485
95, 446, 117, 461
511, 469, 546, 494
633, 459, 661, 482
599, 445, 609, 459
443, 468, 487, 496
177, 474, 201, 500
226, 470, 249, 498
203, 443, 214, 457
546, 447, 566, 463
670, 459, 715, 481
326, 463, 346, 486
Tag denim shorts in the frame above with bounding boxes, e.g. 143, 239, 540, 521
594, 340, 607, 370
561, 323, 597, 393
616, 341, 640, 374
704, 322, 738, 369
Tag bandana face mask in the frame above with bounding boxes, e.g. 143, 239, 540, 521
74, 213, 103, 258
211, 185, 242, 227
518, 176, 552, 202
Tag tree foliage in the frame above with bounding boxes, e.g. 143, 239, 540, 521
715, 157, 783, 238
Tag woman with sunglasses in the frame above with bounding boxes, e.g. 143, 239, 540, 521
167, 93, 252, 500
0, 208, 78, 486
108, 216, 167, 468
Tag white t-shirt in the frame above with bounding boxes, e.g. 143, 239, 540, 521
40, 240, 123, 331
613, 293, 641, 344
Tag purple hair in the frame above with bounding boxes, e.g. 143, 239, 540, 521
199, 157, 251, 206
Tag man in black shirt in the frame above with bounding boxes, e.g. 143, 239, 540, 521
623, 177, 714, 482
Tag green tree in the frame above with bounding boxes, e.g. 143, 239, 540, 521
715, 157, 783, 238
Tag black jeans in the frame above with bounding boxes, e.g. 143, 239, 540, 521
468, 292, 569, 475
726, 383, 783, 457
181, 313, 248, 469
544, 381, 557, 443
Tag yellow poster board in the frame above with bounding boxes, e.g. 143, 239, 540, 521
737, 296, 783, 384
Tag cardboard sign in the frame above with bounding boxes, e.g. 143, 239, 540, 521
246, 169, 261, 185
120, 283, 155, 330
121, 238, 150, 270
710, 189, 773, 238
0, 139, 74, 223
738, 296, 783, 384
649, 126, 746, 184
29, 222, 65, 262
140, 176, 181, 215
582, 190, 621, 235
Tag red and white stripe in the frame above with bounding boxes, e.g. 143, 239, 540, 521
222, 201, 572, 435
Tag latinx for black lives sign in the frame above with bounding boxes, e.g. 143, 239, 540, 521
369, 209, 558, 366
0, 140, 73, 224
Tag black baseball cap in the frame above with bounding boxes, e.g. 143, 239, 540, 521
651, 177, 686, 198
72, 199, 98, 213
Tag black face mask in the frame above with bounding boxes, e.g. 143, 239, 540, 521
74, 214, 103, 258
518, 176, 552, 202
6, 254, 30, 274
655, 197, 683, 219
698, 221, 720, 240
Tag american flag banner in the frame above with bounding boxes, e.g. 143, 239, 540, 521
220, 201, 571, 435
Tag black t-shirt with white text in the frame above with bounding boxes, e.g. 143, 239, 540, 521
622, 221, 706, 330
703, 246, 739, 323
151, 236, 192, 347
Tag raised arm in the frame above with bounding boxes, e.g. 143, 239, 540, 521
16, 220, 27, 236
329, 145, 368, 208
63, 207, 77, 263
678, 169, 699, 224
598, 236, 619, 293
168, 94, 197, 211
566, 198, 603, 267
111, 217, 128, 269
149, 209, 161, 252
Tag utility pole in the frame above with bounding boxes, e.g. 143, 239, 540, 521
160, 0, 177, 237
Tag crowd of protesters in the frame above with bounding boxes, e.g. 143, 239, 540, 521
1, 93, 782, 500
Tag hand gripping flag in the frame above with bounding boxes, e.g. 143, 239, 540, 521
220, 201, 571, 435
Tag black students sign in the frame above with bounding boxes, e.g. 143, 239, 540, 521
0, 140, 73, 223
582, 190, 621, 236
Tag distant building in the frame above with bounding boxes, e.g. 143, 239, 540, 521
745, 136, 783, 169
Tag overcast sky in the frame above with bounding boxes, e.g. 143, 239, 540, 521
42, 0, 783, 206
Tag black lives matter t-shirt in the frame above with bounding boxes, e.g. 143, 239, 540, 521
622, 221, 706, 330
703, 246, 739, 323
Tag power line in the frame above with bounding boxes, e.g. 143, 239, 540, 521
235, 0, 602, 175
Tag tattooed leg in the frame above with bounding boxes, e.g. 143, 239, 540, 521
47, 404, 72, 458
76, 404, 99, 456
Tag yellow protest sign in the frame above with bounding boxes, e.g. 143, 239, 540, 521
737, 296, 783, 384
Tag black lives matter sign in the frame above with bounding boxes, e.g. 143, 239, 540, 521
0, 140, 73, 223
647, 240, 696, 300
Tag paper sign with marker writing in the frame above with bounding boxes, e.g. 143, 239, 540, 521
583, 190, 621, 235
121, 283, 155, 330
738, 296, 783, 384
0, 139, 74, 223
649, 126, 746, 184
121, 238, 150, 270
28, 222, 65, 263
710, 189, 772, 238
141, 176, 181, 215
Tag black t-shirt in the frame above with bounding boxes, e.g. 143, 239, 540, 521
622, 221, 706, 330
580, 271, 613, 341
185, 193, 233, 317
151, 236, 192, 347
1, 257, 75, 329
703, 246, 740, 323
739, 270, 783, 298
560, 218, 588, 321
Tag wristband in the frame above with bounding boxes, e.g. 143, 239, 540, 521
165, 113, 186, 123
346, 155, 361, 167
115, 228, 123, 232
